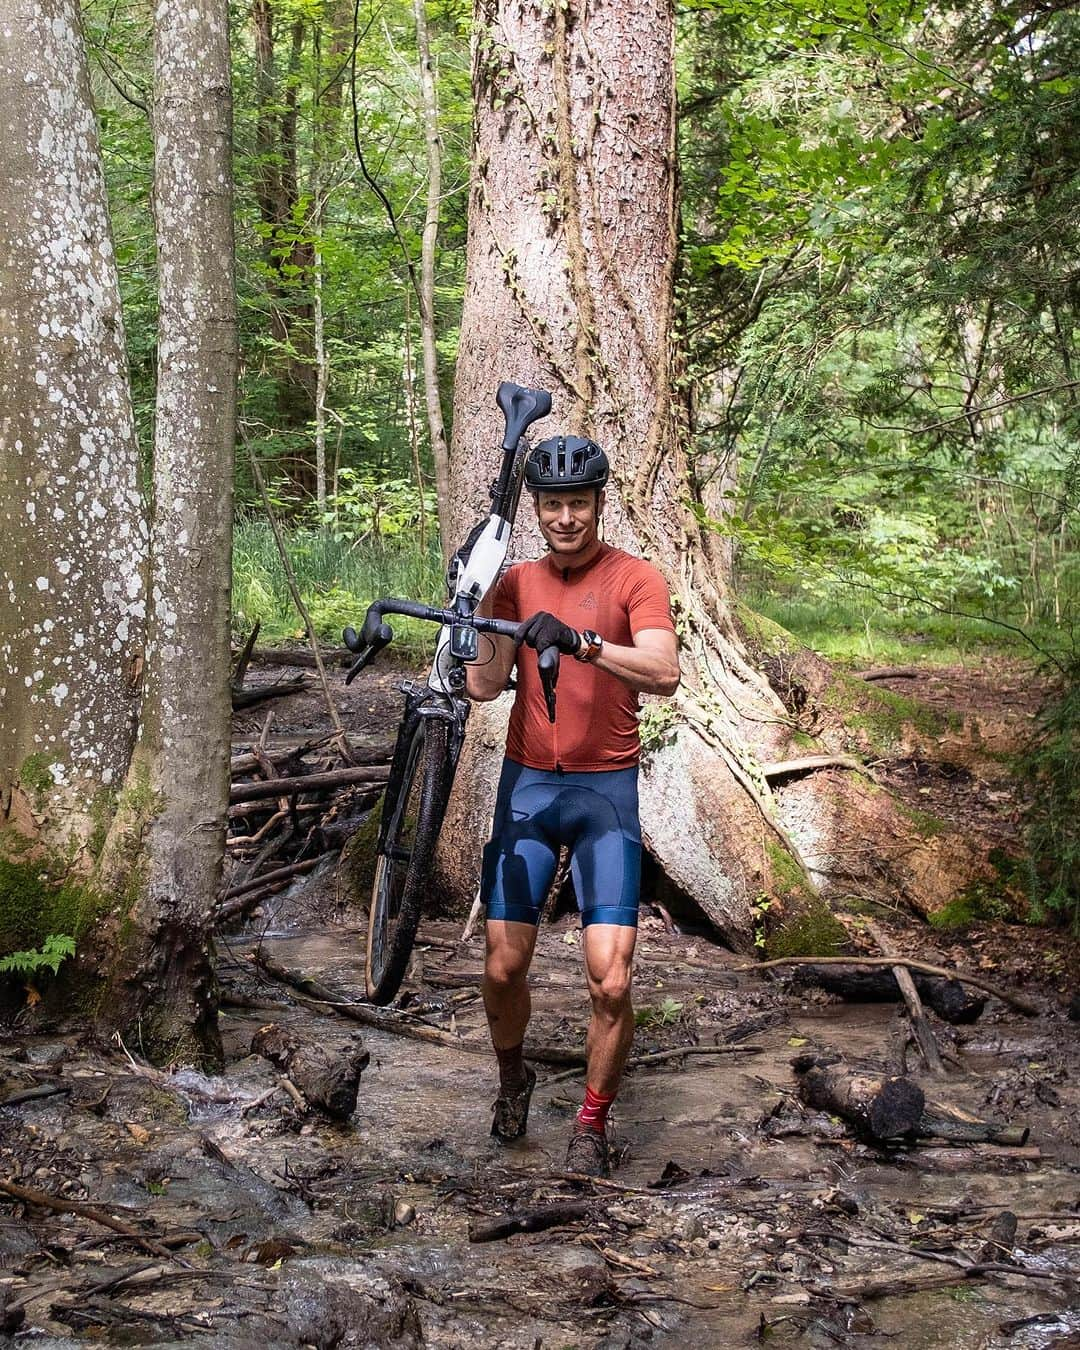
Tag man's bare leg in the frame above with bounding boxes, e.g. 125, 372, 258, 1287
483, 919, 539, 1051
484, 919, 540, 1138
581, 923, 638, 1093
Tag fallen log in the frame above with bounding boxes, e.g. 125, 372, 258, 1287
468, 1201, 593, 1243
229, 765, 389, 804
738, 955, 1037, 1016
793, 1056, 925, 1142
240, 645, 353, 669
251, 1024, 369, 1119
220, 855, 327, 903
231, 677, 309, 710
789, 963, 986, 1023
902, 1144, 1041, 1172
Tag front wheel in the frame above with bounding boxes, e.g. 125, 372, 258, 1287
366, 715, 455, 1004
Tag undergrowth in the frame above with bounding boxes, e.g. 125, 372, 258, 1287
233, 519, 443, 661
1021, 662, 1080, 932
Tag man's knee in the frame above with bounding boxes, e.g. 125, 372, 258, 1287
484, 946, 532, 992
590, 963, 632, 1017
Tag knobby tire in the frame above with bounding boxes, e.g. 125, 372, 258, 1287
366, 715, 454, 1004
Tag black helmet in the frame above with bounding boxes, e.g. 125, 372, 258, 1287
524, 435, 609, 491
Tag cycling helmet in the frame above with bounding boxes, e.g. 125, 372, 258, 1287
524, 435, 609, 491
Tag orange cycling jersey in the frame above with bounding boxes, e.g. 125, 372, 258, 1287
489, 542, 675, 772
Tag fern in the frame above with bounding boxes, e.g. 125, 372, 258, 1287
0, 934, 76, 977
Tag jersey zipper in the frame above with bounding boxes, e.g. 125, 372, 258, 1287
553, 566, 571, 772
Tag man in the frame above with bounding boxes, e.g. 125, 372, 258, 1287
465, 433, 680, 1177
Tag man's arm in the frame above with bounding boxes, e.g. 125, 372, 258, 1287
465, 590, 517, 701
588, 628, 679, 696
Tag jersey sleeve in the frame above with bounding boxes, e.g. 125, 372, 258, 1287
489, 565, 520, 623
626, 562, 675, 636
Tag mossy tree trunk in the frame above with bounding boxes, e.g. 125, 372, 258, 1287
0, 0, 146, 861
1, 0, 235, 1061
438, 0, 987, 948
97, 0, 237, 1063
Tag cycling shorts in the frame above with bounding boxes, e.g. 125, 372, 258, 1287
481, 758, 641, 928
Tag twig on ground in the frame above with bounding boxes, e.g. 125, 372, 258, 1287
543, 1043, 764, 1087
864, 918, 945, 1076
0, 1179, 182, 1263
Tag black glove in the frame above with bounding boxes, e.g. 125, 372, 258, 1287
514, 610, 580, 654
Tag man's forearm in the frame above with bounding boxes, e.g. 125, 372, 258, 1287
589, 640, 680, 696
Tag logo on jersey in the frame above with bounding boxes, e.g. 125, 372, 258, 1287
579, 591, 598, 611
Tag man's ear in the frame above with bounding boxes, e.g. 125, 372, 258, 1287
596, 489, 606, 521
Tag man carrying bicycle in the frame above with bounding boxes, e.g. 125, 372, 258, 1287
465, 435, 680, 1178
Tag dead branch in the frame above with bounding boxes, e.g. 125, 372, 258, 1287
250, 953, 585, 1065
229, 765, 388, 803
865, 918, 945, 1076
736, 955, 1038, 1016
760, 754, 869, 781
468, 1201, 593, 1243
543, 1043, 764, 1086
220, 855, 326, 902
231, 676, 308, 710
0, 1178, 180, 1263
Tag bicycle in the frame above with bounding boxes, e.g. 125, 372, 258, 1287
342, 382, 558, 1004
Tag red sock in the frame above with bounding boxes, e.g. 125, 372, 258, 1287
576, 1084, 616, 1134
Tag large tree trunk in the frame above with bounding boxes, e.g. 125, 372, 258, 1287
439, 0, 986, 947
0, 0, 146, 855
98, 0, 237, 1063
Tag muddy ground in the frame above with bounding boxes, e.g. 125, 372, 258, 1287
1, 657, 1078, 1348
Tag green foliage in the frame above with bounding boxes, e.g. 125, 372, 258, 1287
634, 997, 685, 1029
0, 935, 77, 979
928, 886, 1012, 933
233, 518, 443, 655
1021, 665, 1080, 931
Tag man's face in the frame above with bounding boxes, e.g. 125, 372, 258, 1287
534, 489, 604, 558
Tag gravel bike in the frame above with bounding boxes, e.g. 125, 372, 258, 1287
343, 383, 557, 1003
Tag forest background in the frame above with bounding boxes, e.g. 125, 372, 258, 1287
7, 0, 1080, 981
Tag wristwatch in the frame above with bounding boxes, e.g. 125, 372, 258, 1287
575, 629, 603, 663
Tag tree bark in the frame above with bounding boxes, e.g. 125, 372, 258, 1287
99, 0, 237, 1063
794, 1057, 925, 1142
0, 0, 146, 853
413, 0, 453, 554
438, 0, 990, 947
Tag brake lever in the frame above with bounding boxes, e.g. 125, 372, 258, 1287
343, 621, 394, 684
537, 645, 560, 724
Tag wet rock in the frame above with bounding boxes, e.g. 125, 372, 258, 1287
24, 1041, 68, 1067
393, 1200, 416, 1227
282, 1259, 422, 1348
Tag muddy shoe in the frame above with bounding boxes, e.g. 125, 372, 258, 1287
565, 1124, 610, 1178
490, 1065, 537, 1142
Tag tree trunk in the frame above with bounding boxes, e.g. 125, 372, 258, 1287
99, 0, 237, 1063
439, 0, 988, 947
413, 0, 453, 554
0, 0, 146, 855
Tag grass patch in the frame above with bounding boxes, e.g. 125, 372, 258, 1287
741, 587, 1038, 666
233, 519, 444, 663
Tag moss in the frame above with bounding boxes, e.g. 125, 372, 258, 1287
929, 881, 1014, 931
791, 730, 818, 751
733, 600, 797, 659
0, 855, 103, 956
894, 800, 949, 838
821, 673, 957, 753
765, 900, 849, 959
763, 839, 815, 904
87, 789, 116, 862
18, 752, 54, 796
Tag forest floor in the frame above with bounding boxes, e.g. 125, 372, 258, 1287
2, 654, 1079, 1348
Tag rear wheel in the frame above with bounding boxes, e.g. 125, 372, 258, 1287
366, 715, 454, 1004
